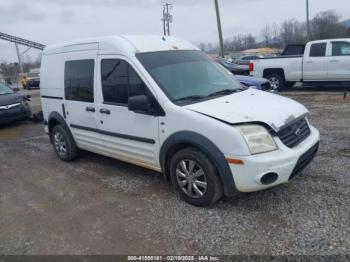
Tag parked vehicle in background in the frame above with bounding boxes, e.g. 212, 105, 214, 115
23, 72, 40, 90
235, 55, 263, 65
235, 75, 272, 91
0, 82, 32, 125
41, 35, 320, 206
218, 58, 249, 75
26, 76, 40, 89
249, 38, 350, 90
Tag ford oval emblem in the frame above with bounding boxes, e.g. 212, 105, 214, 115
294, 128, 302, 136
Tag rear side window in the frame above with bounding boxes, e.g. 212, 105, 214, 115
101, 59, 148, 105
309, 43, 327, 57
332, 42, 350, 56
65, 60, 94, 102
282, 45, 305, 56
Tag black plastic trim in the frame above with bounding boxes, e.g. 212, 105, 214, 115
289, 142, 319, 181
70, 124, 156, 144
159, 131, 238, 197
41, 96, 63, 100
48, 112, 76, 148
62, 104, 66, 119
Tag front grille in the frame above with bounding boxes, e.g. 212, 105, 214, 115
277, 118, 310, 148
261, 82, 271, 91
289, 142, 319, 181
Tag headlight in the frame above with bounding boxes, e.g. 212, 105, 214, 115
236, 125, 277, 154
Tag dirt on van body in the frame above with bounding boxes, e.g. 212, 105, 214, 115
0, 88, 349, 255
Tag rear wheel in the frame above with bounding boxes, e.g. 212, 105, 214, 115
169, 148, 223, 206
51, 125, 78, 161
266, 73, 285, 91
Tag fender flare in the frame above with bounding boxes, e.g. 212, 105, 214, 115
159, 131, 238, 197
48, 111, 76, 147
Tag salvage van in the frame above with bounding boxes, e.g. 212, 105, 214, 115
40, 35, 320, 206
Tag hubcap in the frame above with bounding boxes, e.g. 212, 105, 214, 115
54, 132, 67, 157
176, 159, 207, 198
269, 77, 280, 90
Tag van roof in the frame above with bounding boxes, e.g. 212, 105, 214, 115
43, 35, 199, 56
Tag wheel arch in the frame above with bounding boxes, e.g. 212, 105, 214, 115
48, 112, 75, 145
160, 131, 238, 197
263, 68, 286, 80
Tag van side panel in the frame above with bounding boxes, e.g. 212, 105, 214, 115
40, 53, 65, 123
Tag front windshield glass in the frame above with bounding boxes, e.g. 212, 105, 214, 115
0, 83, 14, 95
136, 50, 244, 105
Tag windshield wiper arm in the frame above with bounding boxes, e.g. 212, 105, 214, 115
207, 89, 242, 98
173, 95, 206, 103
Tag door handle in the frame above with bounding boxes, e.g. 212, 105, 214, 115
100, 108, 111, 115
86, 106, 95, 112
305, 61, 314, 64
330, 59, 339, 62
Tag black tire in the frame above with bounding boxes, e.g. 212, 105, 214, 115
266, 73, 286, 91
169, 147, 223, 207
51, 125, 78, 161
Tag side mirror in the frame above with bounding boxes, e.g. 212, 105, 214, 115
26, 94, 31, 99
12, 87, 20, 93
128, 95, 150, 113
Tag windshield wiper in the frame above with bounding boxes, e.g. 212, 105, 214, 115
173, 95, 206, 103
207, 88, 243, 98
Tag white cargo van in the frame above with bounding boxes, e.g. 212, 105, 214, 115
40, 35, 320, 206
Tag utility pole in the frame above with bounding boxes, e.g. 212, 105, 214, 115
214, 0, 224, 58
162, 8, 166, 35
306, 0, 310, 41
15, 43, 24, 87
161, 3, 173, 36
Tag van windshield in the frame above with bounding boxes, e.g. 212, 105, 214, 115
136, 50, 244, 105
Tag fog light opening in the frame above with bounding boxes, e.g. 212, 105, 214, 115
260, 173, 278, 185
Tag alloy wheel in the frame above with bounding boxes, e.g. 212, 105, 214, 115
54, 132, 67, 157
175, 159, 207, 198
269, 77, 280, 91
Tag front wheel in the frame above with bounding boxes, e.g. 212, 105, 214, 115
266, 73, 285, 91
169, 148, 223, 206
51, 125, 78, 161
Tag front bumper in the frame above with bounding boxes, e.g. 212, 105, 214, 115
0, 104, 30, 125
226, 125, 320, 192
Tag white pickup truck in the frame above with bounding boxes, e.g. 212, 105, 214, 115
249, 38, 350, 90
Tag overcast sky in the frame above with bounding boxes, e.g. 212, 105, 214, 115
1, 0, 350, 62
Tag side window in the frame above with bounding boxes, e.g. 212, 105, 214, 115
128, 66, 148, 97
332, 42, 350, 56
309, 43, 327, 57
101, 59, 148, 105
101, 60, 128, 104
65, 60, 94, 102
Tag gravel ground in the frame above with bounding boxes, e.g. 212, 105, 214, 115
0, 89, 349, 255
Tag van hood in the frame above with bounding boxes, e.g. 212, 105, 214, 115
184, 89, 308, 132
